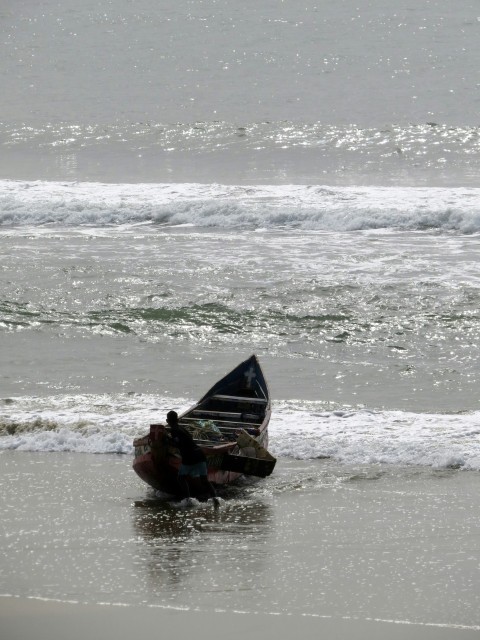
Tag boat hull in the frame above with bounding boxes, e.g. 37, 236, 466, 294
133, 422, 270, 495
132, 355, 273, 496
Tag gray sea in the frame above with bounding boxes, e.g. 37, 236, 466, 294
1, 0, 480, 633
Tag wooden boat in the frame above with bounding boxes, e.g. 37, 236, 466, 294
133, 355, 276, 496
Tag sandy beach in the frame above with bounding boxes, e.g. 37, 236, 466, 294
1, 596, 479, 640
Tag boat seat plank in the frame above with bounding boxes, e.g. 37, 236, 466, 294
182, 417, 262, 428
189, 439, 224, 446
192, 410, 242, 418
212, 394, 268, 405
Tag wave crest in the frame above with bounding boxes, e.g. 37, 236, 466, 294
2, 395, 480, 470
1, 180, 480, 232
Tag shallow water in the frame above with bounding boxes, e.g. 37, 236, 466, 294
2, 224, 480, 413
1, 451, 479, 630
2, 223, 480, 472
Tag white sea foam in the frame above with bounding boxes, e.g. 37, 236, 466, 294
0, 393, 184, 455
1, 394, 480, 470
271, 402, 480, 471
1, 180, 480, 232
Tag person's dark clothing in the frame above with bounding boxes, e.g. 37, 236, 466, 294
170, 424, 206, 465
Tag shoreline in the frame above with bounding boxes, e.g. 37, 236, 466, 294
1, 597, 479, 640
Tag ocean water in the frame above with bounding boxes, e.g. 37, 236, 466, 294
1, 0, 480, 630
2, 189, 480, 469
1, 0, 480, 467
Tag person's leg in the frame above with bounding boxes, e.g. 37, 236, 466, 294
199, 475, 219, 507
200, 475, 216, 498
178, 466, 190, 498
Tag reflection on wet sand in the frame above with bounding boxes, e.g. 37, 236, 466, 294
131, 496, 274, 598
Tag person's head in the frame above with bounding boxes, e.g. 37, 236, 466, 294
166, 410, 179, 426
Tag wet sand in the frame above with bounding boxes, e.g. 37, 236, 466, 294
1, 451, 479, 636
1, 597, 479, 640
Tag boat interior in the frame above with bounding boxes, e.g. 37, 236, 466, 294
179, 379, 269, 444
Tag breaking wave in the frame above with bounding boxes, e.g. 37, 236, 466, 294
1, 394, 480, 471
1, 180, 480, 232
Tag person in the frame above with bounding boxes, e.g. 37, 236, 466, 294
166, 410, 219, 506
